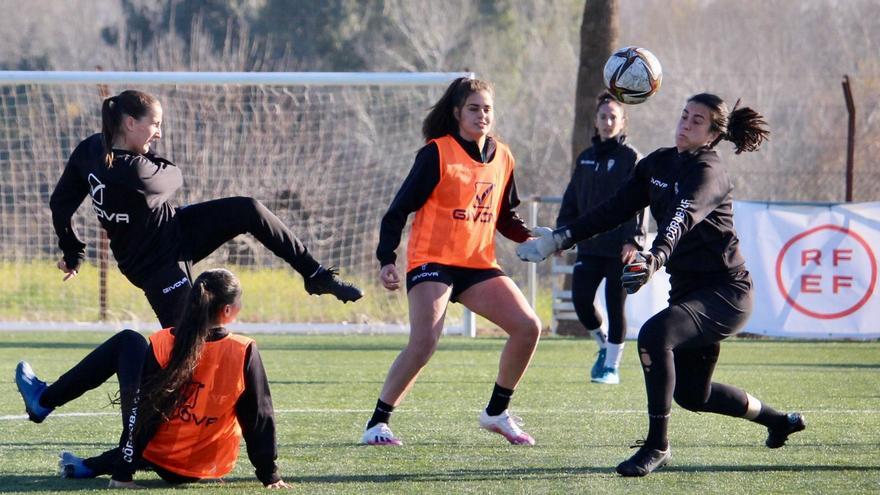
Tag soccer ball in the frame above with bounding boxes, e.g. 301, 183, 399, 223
603, 46, 662, 104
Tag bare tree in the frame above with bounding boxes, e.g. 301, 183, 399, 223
556, 0, 618, 337
572, 0, 618, 163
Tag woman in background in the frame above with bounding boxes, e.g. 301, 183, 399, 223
557, 91, 645, 385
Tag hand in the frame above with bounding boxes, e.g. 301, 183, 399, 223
57, 259, 78, 282
516, 227, 573, 263
266, 479, 292, 489
621, 251, 660, 294
379, 264, 400, 291
108, 479, 144, 489
621, 243, 639, 264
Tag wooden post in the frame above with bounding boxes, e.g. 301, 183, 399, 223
842, 75, 855, 202
96, 69, 110, 321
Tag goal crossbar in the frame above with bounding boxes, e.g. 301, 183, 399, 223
0, 71, 475, 86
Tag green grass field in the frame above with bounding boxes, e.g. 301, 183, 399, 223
1, 332, 878, 494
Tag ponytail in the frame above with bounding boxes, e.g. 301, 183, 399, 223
101, 97, 120, 167
724, 102, 769, 154
688, 93, 769, 154
135, 269, 241, 435
422, 77, 494, 141
100, 90, 160, 167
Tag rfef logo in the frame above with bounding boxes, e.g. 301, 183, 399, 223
775, 224, 877, 319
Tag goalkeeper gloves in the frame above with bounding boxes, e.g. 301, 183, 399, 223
621, 251, 664, 294
516, 227, 574, 262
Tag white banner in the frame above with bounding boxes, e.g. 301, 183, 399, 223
734, 201, 879, 339
590, 201, 880, 340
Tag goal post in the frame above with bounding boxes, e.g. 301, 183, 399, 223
0, 70, 475, 333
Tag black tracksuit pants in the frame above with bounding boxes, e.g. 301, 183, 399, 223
40, 330, 195, 483
638, 271, 754, 422
571, 254, 628, 343
140, 196, 321, 327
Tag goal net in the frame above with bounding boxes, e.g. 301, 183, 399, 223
0, 71, 471, 331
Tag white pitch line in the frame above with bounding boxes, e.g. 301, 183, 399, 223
2, 409, 879, 421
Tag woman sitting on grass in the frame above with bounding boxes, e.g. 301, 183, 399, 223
15, 268, 290, 489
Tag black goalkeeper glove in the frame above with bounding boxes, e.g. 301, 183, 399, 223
621, 251, 664, 294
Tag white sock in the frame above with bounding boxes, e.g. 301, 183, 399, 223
605, 342, 624, 369
591, 329, 607, 349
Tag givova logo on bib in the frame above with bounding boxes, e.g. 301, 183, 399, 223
452, 182, 495, 223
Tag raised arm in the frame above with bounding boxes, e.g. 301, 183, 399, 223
649, 160, 729, 263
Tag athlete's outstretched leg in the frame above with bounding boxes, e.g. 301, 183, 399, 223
175, 196, 362, 302
459, 276, 541, 446
673, 345, 806, 448
615, 305, 699, 476
362, 281, 451, 446
16, 330, 147, 424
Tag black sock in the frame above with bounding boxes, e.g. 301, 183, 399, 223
754, 404, 787, 429
644, 413, 669, 450
485, 383, 514, 416
367, 399, 395, 429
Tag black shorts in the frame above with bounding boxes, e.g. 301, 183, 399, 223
405, 263, 505, 302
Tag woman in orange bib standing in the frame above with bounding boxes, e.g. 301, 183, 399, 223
361, 77, 542, 446
15, 269, 289, 488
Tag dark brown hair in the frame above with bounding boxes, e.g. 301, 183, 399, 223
594, 90, 626, 137
688, 93, 769, 154
136, 269, 241, 434
422, 77, 494, 141
101, 90, 160, 166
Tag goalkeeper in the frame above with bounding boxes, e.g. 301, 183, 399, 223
50, 90, 362, 327
519, 93, 805, 477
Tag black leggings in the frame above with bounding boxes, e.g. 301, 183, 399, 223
140, 196, 321, 327
40, 331, 147, 472
637, 275, 753, 419
571, 254, 628, 343
40, 330, 196, 483
41, 329, 146, 422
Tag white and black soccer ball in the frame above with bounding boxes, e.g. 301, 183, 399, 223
603, 46, 662, 104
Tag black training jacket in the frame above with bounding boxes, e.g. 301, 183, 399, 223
376, 133, 532, 267
566, 146, 746, 285
49, 133, 183, 285
556, 135, 646, 257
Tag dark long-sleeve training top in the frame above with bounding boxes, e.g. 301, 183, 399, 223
49, 133, 183, 285
114, 327, 281, 486
564, 146, 746, 292
376, 132, 532, 267
556, 135, 646, 257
